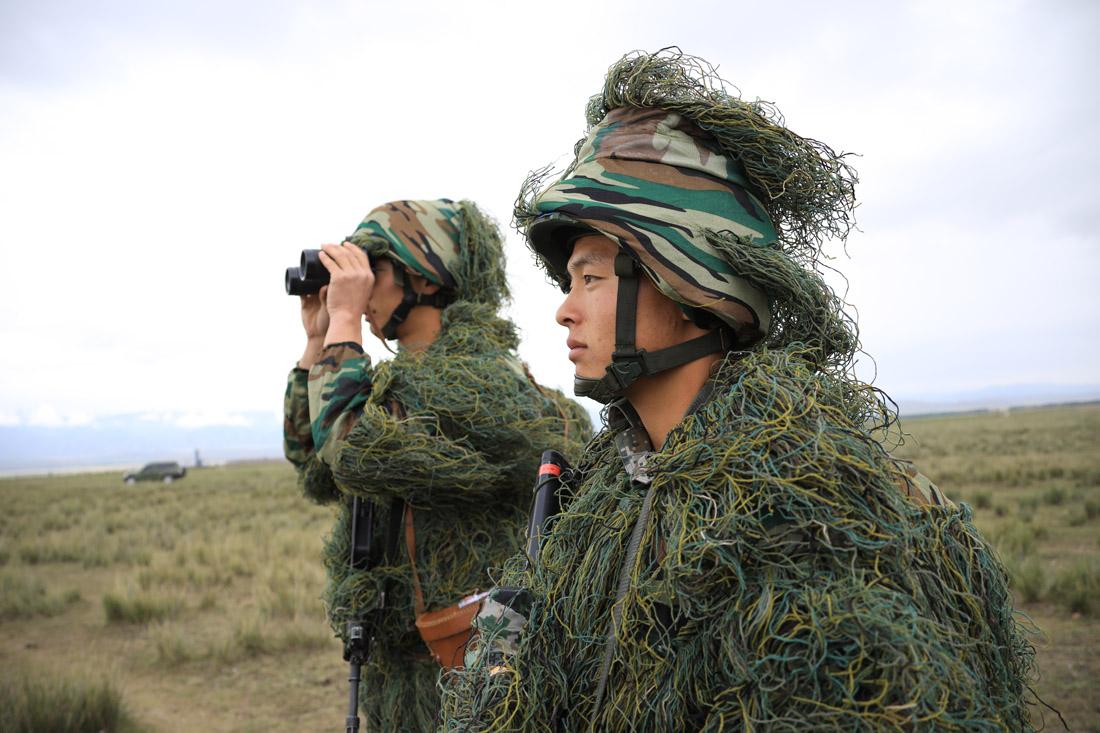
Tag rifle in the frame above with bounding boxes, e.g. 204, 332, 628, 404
343, 494, 403, 733
486, 450, 572, 627
526, 449, 568, 565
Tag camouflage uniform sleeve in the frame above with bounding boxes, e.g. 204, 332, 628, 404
307, 342, 374, 468
282, 367, 314, 469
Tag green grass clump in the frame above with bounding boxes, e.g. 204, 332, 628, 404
0, 574, 81, 620
0, 669, 141, 733
991, 522, 1040, 556
18, 543, 84, 565
214, 616, 331, 664
102, 591, 181, 625
971, 491, 993, 510
1003, 555, 1048, 603
1042, 487, 1067, 506
1050, 560, 1100, 616
149, 622, 199, 667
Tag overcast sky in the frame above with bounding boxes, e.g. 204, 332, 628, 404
1, 0, 1097, 428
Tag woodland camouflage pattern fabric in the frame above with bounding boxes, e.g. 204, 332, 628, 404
283, 371, 313, 464
347, 199, 508, 307
524, 107, 775, 343
348, 199, 463, 290
440, 50, 1036, 732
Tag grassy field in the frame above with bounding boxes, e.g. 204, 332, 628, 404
1, 403, 1098, 731
0, 463, 341, 732
890, 403, 1100, 731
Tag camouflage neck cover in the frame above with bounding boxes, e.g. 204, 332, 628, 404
525, 107, 777, 343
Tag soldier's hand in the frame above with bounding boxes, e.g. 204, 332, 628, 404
300, 286, 330, 340
321, 242, 373, 345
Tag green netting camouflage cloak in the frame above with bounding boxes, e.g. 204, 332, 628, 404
439, 52, 1037, 731
284, 199, 591, 731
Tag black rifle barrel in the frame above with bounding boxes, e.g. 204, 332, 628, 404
343, 496, 375, 732
345, 653, 362, 733
349, 495, 374, 570
526, 449, 567, 564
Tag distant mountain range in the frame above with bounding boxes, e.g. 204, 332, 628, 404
0, 411, 283, 476
893, 383, 1100, 418
3, 384, 1099, 476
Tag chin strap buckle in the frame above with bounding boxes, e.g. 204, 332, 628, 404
606, 351, 646, 391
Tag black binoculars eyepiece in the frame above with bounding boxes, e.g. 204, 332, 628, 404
285, 246, 375, 296
285, 249, 329, 296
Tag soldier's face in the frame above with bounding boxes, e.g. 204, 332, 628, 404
556, 234, 699, 382
366, 258, 403, 340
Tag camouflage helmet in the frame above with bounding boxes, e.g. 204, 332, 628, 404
525, 106, 777, 344
518, 50, 859, 400
349, 199, 509, 307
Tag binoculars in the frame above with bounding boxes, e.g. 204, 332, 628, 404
284, 247, 373, 296
285, 249, 328, 296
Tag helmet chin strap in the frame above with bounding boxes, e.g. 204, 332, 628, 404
380, 265, 451, 341
575, 253, 736, 404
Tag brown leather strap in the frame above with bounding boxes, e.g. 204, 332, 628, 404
404, 503, 426, 617
385, 397, 426, 618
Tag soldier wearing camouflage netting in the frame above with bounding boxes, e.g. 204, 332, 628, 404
283, 199, 590, 731
440, 51, 1037, 731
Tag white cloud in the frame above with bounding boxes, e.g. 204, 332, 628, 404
173, 411, 253, 429
25, 406, 95, 427
0, 0, 1097, 425
137, 412, 176, 423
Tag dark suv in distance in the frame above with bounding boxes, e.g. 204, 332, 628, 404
123, 461, 187, 484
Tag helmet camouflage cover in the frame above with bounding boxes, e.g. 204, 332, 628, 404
349, 198, 508, 306
525, 107, 777, 343
519, 50, 859, 359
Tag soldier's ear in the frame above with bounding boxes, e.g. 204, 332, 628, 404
410, 273, 440, 295
680, 305, 722, 330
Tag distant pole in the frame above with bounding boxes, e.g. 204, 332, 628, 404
194, 449, 203, 468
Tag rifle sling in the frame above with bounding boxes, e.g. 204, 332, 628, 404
404, 504, 426, 617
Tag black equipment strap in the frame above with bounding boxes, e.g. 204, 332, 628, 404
381, 265, 453, 340
613, 254, 640, 353
576, 253, 735, 403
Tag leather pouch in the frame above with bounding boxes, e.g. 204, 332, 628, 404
414, 590, 488, 669
404, 503, 490, 669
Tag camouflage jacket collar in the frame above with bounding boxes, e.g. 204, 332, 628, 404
607, 376, 719, 485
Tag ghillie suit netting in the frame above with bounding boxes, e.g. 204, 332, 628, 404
439, 50, 1037, 731
324, 304, 589, 731
285, 201, 591, 731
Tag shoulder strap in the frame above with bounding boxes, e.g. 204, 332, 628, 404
404, 504, 425, 617
386, 397, 426, 617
